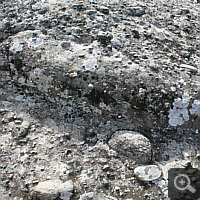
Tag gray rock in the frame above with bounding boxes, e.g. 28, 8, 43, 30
38, 7, 48, 15
180, 50, 190, 58
196, 43, 200, 50
31, 179, 73, 200
83, 55, 98, 72
179, 64, 198, 73
134, 165, 162, 181
61, 42, 71, 50
80, 192, 95, 200
126, 7, 145, 17
2, 111, 15, 123
1, 0, 200, 199
9, 42, 23, 53
73, 3, 86, 11
131, 29, 140, 39
111, 38, 122, 49
94, 194, 117, 200
99, 6, 109, 14
18, 121, 30, 137
180, 8, 190, 14
97, 32, 113, 46
149, 64, 159, 72
80, 192, 118, 200
108, 131, 152, 164
87, 10, 97, 15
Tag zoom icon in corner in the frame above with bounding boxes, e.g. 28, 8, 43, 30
168, 167, 200, 200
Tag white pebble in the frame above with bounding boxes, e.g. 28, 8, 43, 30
88, 83, 93, 89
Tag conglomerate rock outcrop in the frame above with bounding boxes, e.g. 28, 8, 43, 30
0, 0, 200, 199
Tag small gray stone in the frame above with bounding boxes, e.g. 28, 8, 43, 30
80, 192, 94, 200
111, 38, 122, 49
94, 194, 117, 200
14, 120, 22, 125
179, 64, 198, 73
180, 50, 190, 58
126, 7, 145, 17
79, 53, 85, 58
103, 164, 110, 171
87, 10, 97, 15
38, 7, 48, 15
96, 67, 105, 78
97, 32, 113, 46
99, 6, 109, 14
19, 121, 30, 137
2, 111, 15, 123
149, 64, 159, 72
61, 42, 71, 50
131, 29, 140, 39
180, 8, 190, 14
196, 43, 200, 50
134, 165, 162, 181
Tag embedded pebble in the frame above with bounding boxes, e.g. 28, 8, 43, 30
134, 165, 162, 181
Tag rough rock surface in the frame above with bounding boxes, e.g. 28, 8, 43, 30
108, 130, 152, 164
0, 0, 200, 199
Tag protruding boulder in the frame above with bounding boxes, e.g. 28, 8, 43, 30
108, 130, 152, 164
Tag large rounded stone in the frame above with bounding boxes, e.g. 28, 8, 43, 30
108, 130, 152, 164
31, 179, 73, 200
134, 165, 162, 181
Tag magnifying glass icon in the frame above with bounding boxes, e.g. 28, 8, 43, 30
174, 174, 196, 193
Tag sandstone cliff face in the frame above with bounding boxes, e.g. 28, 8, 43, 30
0, 0, 200, 199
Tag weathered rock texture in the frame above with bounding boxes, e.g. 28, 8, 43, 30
108, 130, 152, 164
0, 0, 200, 199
